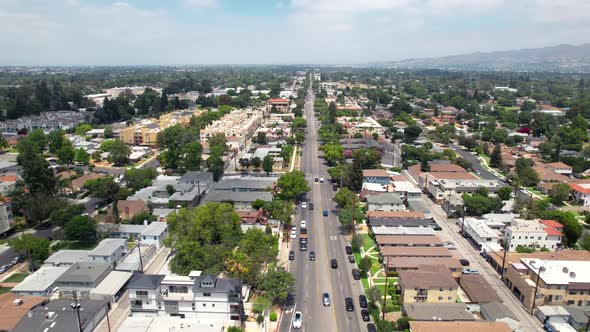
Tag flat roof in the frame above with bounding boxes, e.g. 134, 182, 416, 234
0, 293, 47, 331
90, 271, 132, 297
90, 238, 127, 256
371, 225, 436, 236
44, 250, 92, 265
118, 316, 224, 332
203, 190, 273, 203
11, 266, 69, 293
387, 257, 462, 270
381, 246, 452, 257
521, 258, 590, 285
403, 303, 474, 321
409, 321, 512, 332
367, 211, 425, 219
376, 235, 441, 246
12, 299, 108, 332
128, 273, 166, 289
459, 274, 503, 303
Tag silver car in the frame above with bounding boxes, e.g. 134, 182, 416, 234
322, 293, 330, 306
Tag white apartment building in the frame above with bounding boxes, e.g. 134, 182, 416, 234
337, 116, 384, 137
0, 198, 14, 235
366, 193, 405, 212
504, 219, 562, 251
88, 238, 128, 268
200, 109, 263, 151
128, 272, 243, 324
139, 222, 169, 249
426, 179, 502, 202
463, 218, 503, 252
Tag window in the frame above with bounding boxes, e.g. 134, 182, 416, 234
448, 297, 452, 301
168, 286, 188, 293
212, 304, 215, 307
145, 301, 151, 305
203, 292, 211, 297
203, 303, 206, 307
439, 288, 444, 292
569, 291, 577, 295
438, 297, 443, 301
136, 291, 148, 297
555, 295, 562, 301
134, 300, 142, 305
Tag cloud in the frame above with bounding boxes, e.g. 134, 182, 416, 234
184, 0, 218, 9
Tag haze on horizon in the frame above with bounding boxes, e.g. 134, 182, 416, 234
1, 0, 589, 66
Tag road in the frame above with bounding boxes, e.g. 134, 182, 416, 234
448, 143, 505, 183
279, 86, 366, 332
402, 170, 543, 332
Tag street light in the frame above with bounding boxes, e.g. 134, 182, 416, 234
531, 265, 546, 314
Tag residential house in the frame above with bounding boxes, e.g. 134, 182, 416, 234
127, 274, 166, 316
0, 175, 17, 195
43, 250, 92, 267
203, 175, 276, 210
54, 262, 112, 299
569, 183, 590, 206
459, 274, 503, 304
11, 266, 69, 297
362, 169, 390, 185
480, 302, 521, 330
398, 266, 458, 303
366, 193, 405, 212
402, 303, 475, 321
97, 223, 145, 240
88, 238, 128, 268
12, 299, 108, 332
67, 172, 105, 194
545, 162, 573, 175
109, 200, 148, 221
139, 222, 168, 249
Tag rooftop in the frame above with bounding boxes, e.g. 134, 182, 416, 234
399, 266, 457, 289
89, 238, 127, 257
44, 250, 92, 266
89, 271, 133, 297
459, 274, 503, 303
371, 225, 436, 236
56, 262, 111, 284
381, 246, 452, 257
203, 190, 273, 203
387, 257, 462, 270
480, 302, 518, 321
128, 273, 166, 289
12, 299, 108, 332
367, 211, 424, 219
402, 303, 474, 321
140, 221, 168, 237
376, 235, 441, 246
11, 266, 69, 293
118, 316, 224, 332
366, 192, 403, 205
521, 258, 590, 286
0, 293, 47, 331
409, 321, 512, 332
363, 169, 389, 177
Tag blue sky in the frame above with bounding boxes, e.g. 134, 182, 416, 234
0, 0, 588, 65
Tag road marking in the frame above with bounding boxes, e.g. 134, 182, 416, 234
330, 236, 337, 240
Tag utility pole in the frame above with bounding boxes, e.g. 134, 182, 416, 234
531, 265, 546, 314
105, 304, 112, 332
351, 194, 356, 236
137, 239, 144, 273
381, 256, 390, 321
460, 206, 467, 234
71, 292, 82, 332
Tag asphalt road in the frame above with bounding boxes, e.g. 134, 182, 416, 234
279, 87, 366, 332
449, 143, 505, 183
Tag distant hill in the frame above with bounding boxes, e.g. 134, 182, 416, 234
380, 43, 590, 72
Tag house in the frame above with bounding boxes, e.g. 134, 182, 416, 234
398, 266, 458, 303
110, 200, 148, 221
203, 191, 273, 210
480, 302, 522, 331
534, 164, 570, 183
563, 306, 590, 330
386, 258, 463, 274
88, 238, 128, 268
402, 303, 475, 321
43, 250, 92, 267
11, 266, 69, 297
54, 262, 112, 299
139, 222, 168, 249
569, 183, 590, 206
0, 293, 48, 332
409, 321, 512, 332
406, 199, 432, 219
203, 175, 276, 209
362, 169, 390, 185
366, 192, 405, 211
504, 219, 562, 251
128, 272, 244, 323
12, 299, 108, 332
97, 223, 146, 240
381, 246, 452, 259
546, 162, 573, 175
0, 197, 14, 236
392, 181, 422, 201
375, 235, 442, 247
68, 172, 105, 194
0, 175, 17, 195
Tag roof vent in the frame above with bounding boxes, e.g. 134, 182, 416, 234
570, 272, 576, 278
13, 298, 23, 306
563, 267, 569, 273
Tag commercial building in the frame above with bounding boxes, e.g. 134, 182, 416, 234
128, 272, 244, 323
11, 266, 69, 297
54, 262, 112, 299
12, 299, 108, 332
398, 266, 458, 303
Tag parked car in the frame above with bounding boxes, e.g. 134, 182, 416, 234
0, 264, 11, 274
361, 309, 371, 322
462, 268, 479, 275
359, 295, 368, 308
301, 202, 307, 209
345, 246, 353, 255
301, 220, 307, 228
10, 255, 25, 265
293, 311, 303, 329
348, 255, 355, 263
290, 230, 297, 239
460, 259, 470, 266
289, 251, 295, 261
320, 177, 325, 183
352, 269, 361, 280
294, 207, 299, 214
345, 297, 354, 311
291, 225, 297, 231
367, 323, 377, 332
323, 210, 329, 217
309, 251, 316, 261
309, 203, 314, 210
315, 178, 319, 183
322, 293, 331, 306
330, 259, 338, 269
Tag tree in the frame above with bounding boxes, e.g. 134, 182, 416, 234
180, 142, 202, 171
47, 130, 65, 154
497, 186, 513, 201
225, 251, 248, 279
403, 124, 422, 143
276, 171, 309, 201
227, 327, 244, 332
420, 158, 430, 172
540, 211, 582, 247
334, 188, 356, 208
17, 138, 57, 196
57, 140, 75, 165
71, 149, 88, 166
85, 176, 120, 199
581, 234, 590, 251
345, 160, 363, 192
397, 317, 413, 331
125, 168, 158, 190
258, 270, 295, 305
359, 256, 372, 275
255, 132, 268, 145
455, 157, 472, 171
262, 155, 273, 175
49, 204, 85, 226
0, 135, 8, 153
208, 153, 225, 181
549, 183, 571, 206
239, 158, 250, 170
250, 157, 261, 170
462, 192, 503, 216
515, 158, 540, 187
8, 234, 50, 264
75, 123, 93, 136
352, 148, 381, 170
351, 233, 363, 253
490, 143, 503, 168
106, 139, 131, 166
367, 286, 382, 306
321, 142, 343, 166
252, 199, 266, 210
64, 215, 97, 241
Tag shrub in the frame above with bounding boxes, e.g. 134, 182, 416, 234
256, 314, 264, 325
252, 296, 272, 314
269, 312, 278, 321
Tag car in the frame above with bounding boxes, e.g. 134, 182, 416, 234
459, 259, 470, 266
293, 311, 302, 329
462, 268, 479, 275
299, 243, 307, 251
332, 185, 338, 191
289, 251, 295, 260
345, 297, 355, 311
0, 264, 11, 274
291, 225, 297, 231
330, 259, 338, 269
294, 207, 299, 214
309, 203, 314, 210
301, 202, 307, 209
309, 251, 316, 261
320, 177, 325, 183
345, 246, 353, 255
367, 323, 377, 332
352, 269, 361, 280
301, 220, 307, 228
348, 255, 355, 263
290, 230, 297, 239
359, 295, 368, 308
323, 210, 329, 217
361, 309, 371, 322
315, 178, 319, 183
322, 293, 331, 306
10, 255, 25, 265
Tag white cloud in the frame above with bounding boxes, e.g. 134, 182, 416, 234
184, 0, 218, 9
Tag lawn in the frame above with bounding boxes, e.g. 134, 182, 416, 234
0, 287, 12, 295
3, 273, 29, 283
360, 233, 374, 252
51, 241, 98, 251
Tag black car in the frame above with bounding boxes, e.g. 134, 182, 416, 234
352, 269, 361, 280
309, 203, 314, 210
348, 255, 355, 263
315, 178, 319, 183
345, 246, 353, 255
294, 207, 299, 214
359, 295, 367, 308
330, 259, 338, 269
299, 243, 307, 251
367, 323, 377, 332
361, 309, 370, 322
309, 251, 316, 261
460, 259, 470, 266
345, 297, 354, 311
289, 251, 295, 260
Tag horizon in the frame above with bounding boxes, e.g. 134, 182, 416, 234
1, 0, 589, 66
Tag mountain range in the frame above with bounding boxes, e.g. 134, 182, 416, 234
380, 43, 590, 72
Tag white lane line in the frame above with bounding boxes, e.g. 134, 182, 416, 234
288, 303, 296, 332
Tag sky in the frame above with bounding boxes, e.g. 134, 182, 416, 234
0, 0, 589, 65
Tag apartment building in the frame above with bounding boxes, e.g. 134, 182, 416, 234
463, 218, 502, 252
266, 98, 291, 113
0, 110, 90, 133
0, 197, 14, 235
504, 219, 562, 251
128, 272, 243, 322
200, 109, 263, 151
337, 116, 384, 137
569, 183, 590, 206
366, 193, 405, 212
398, 266, 458, 303
88, 238, 128, 268
54, 262, 112, 299
426, 178, 502, 202
505, 258, 590, 309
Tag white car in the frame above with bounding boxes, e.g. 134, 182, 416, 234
300, 220, 307, 228
301, 202, 307, 209
293, 311, 303, 329
291, 225, 297, 231
290, 230, 297, 239
319, 177, 325, 183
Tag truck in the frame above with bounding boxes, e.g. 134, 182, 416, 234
299, 233, 307, 244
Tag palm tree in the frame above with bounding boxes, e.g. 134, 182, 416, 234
225, 251, 248, 279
